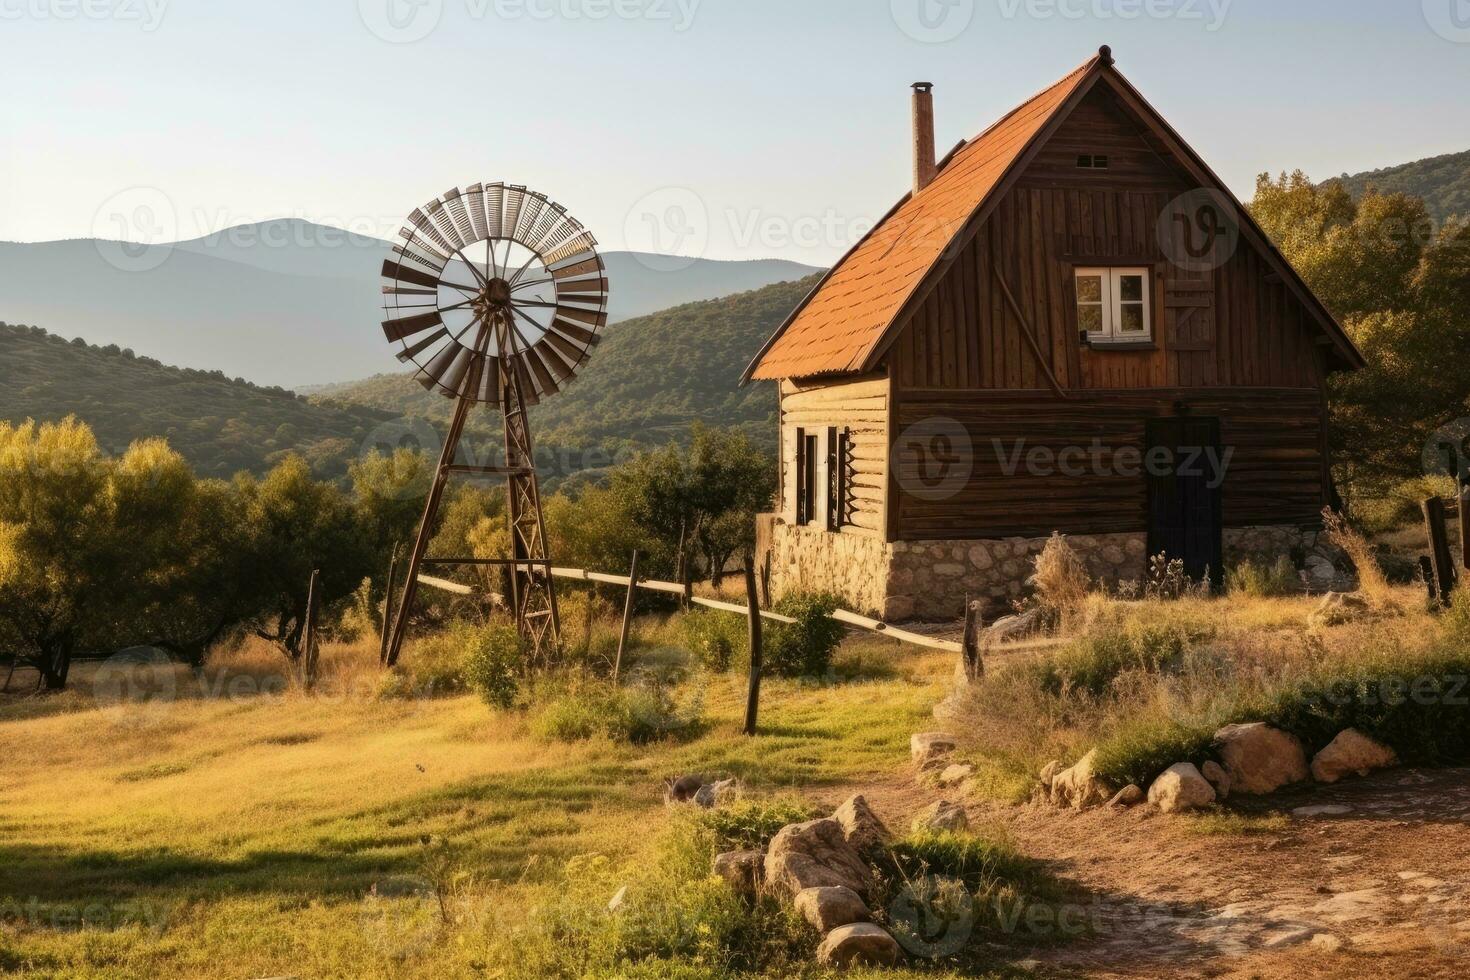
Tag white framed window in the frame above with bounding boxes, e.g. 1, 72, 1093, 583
1075, 267, 1152, 343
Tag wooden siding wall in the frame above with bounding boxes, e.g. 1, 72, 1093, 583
889, 86, 1326, 393
877, 85, 1334, 542
780, 375, 889, 537
891, 389, 1327, 540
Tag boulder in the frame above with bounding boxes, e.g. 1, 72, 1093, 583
1311, 729, 1399, 784
1147, 763, 1217, 813
1308, 592, 1371, 629
938, 764, 975, 788
794, 885, 871, 932
1213, 723, 1309, 795
664, 774, 705, 803
910, 732, 956, 769
713, 849, 764, 897
832, 795, 891, 854
1038, 759, 1062, 791
912, 800, 968, 833
1107, 784, 1145, 808
1201, 760, 1231, 800
694, 778, 741, 809
1049, 749, 1112, 810
764, 819, 873, 899
815, 923, 901, 968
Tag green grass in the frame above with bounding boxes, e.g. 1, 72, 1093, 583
0, 629, 955, 979
1179, 811, 1291, 837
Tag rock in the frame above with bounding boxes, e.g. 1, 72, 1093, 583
1293, 804, 1353, 818
938, 764, 974, 788
912, 800, 968, 833
693, 778, 741, 808
794, 885, 871, 932
608, 885, 628, 912
1201, 760, 1231, 800
815, 923, 901, 968
1305, 554, 1338, 590
1308, 591, 1371, 629
910, 732, 956, 769
883, 594, 916, 622
764, 819, 874, 899
664, 774, 704, 804
1147, 763, 1217, 813
985, 608, 1044, 644
1038, 759, 1062, 790
1311, 729, 1398, 784
832, 795, 891, 854
1213, 723, 1309, 795
713, 850, 764, 896
1049, 749, 1112, 810
1107, 784, 1145, 808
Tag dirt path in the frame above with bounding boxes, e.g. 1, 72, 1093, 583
815, 768, 1470, 979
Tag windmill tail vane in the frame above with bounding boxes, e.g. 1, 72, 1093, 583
379, 182, 609, 667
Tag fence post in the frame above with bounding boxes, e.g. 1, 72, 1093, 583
742, 554, 763, 736
961, 598, 984, 682
1420, 556, 1439, 606
1459, 484, 1469, 573
303, 568, 321, 689
1423, 497, 1458, 607
380, 548, 400, 666
759, 552, 772, 609
613, 550, 641, 686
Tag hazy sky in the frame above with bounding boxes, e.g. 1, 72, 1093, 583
3, 0, 1467, 264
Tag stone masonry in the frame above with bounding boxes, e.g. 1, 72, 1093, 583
767, 520, 1324, 622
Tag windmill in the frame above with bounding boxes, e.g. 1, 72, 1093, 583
379, 183, 608, 666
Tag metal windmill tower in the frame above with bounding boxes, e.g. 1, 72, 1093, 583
378, 183, 608, 666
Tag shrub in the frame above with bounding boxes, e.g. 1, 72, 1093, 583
763, 591, 844, 678
1091, 718, 1216, 789
1226, 556, 1299, 598
888, 829, 1037, 892
680, 608, 746, 672
530, 678, 703, 745
691, 798, 814, 853
1032, 533, 1091, 621
462, 623, 523, 709
1021, 612, 1194, 700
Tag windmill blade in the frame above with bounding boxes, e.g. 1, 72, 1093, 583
484, 183, 505, 239
542, 328, 589, 368
549, 316, 601, 347
549, 256, 603, 282
480, 355, 502, 405
466, 183, 489, 241
512, 354, 539, 407
391, 240, 448, 275
521, 344, 561, 398
557, 277, 609, 297
502, 185, 527, 244
382, 259, 441, 291
525, 201, 564, 253
444, 187, 477, 246
426, 197, 466, 251
543, 232, 598, 268
382, 285, 437, 296
556, 305, 607, 329
514, 192, 547, 245
396, 327, 449, 363
532, 339, 575, 382
408, 209, 456, 256
383, 310, 444, 343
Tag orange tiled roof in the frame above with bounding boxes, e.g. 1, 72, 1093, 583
747, 56, 1100, 381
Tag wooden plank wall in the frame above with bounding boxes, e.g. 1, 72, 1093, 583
892, 388, 1327, 540
780, 375, 889, 537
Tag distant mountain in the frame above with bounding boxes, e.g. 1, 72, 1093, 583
313, 275, 820, 462
0, 219, 821, 389
0, 321, 398, 481
1327, 148, 1470, 223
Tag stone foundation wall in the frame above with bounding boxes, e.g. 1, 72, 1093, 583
768, 524, 893, 617
1223, 525, 1322, 566
889, 532, 1148, 620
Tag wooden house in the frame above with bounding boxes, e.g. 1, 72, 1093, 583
743, 47, 1363, 620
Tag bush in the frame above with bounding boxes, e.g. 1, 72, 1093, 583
1091, 718, 1216, 789
462, 623, 523, 709
680, 608, 746, 672
1032, 533, 1091, 621
1226, 556, 1299, 598
530, 678, 703, 744
1021, 612, 1195, 700
1322, 508, 1393, 606
692, 798, 814, 853
763, 591, 844, 678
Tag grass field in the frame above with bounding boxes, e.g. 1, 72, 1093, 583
0, 631, 964, 979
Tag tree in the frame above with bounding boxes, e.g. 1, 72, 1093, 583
0, 418, 113, 689
234, 455, 370, 658
1249, 173, 1470, 500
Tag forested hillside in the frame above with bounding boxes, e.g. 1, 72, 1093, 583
1328, 148, 1470, 222
0, 322, 397, 480
313, 275, 818, 454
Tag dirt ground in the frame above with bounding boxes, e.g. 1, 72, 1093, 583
820, 767, 1470, 979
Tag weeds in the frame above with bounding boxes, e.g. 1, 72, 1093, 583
1226, 556, 1300, 598
1323, 507, 1393, 606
